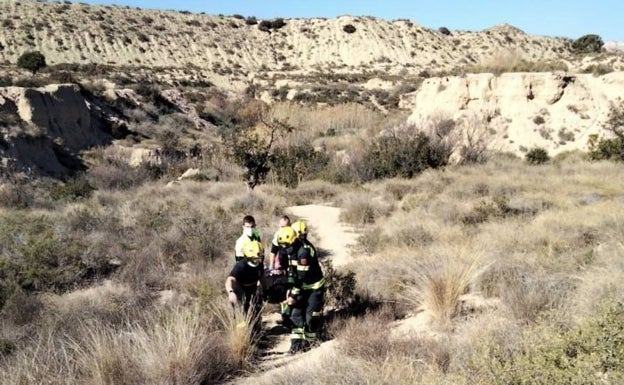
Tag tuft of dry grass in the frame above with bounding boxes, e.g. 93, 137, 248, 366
129, 306, 222, 384
210, 301, 261, 366
401, 253, 483, 327
338, 191, 395, 225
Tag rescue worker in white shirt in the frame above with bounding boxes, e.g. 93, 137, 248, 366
268, 215, 290, 273
225, 240, 265, 326
234, 215, 261, 262
276, 226, 324, 354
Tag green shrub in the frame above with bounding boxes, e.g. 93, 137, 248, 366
258, 19, 271, 32
587, 103, 624, 160
572, 34, 604, 53
245, 16, 257, 25
582, 63, 614, 76
470, 301, 624, 384
438, 26, 451, 35
270, 143, 330, 188
359, 132, 450, 181
49, 174, 95, 202
258, 18, 285, 32
588, 135, 623, 160
0, 214, 83, 292
17, 51, 46, 74
343, 24, 356, 34
525, 147, 550, 165
271, 18, 286, 29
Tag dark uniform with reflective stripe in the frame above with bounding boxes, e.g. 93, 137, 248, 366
229, 259, 263, 316
285, 238, 324, 353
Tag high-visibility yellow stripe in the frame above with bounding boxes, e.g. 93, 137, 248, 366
304, 247, 315, 258
281, 303, 290, 313
297, 265, 310, 271
291, 328, 304, 333
304, 332, 317, 339
291, 288, 301, 295
302, 277, 325, 290
290, 334, 304, 340
312, 311, 321, 317
289, 260, 298, 266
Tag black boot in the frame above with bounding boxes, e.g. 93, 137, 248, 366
288, 339, 303, 355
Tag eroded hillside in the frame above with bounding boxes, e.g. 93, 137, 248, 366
0, 1, 581, 78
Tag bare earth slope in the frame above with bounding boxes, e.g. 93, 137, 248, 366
1, 2, 575, 76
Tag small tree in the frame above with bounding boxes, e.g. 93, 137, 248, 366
17, 51, 46, 74
222, 112, 295, 189
572, 34, 604, 54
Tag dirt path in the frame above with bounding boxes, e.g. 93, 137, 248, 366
287, 204, 360, 268
229, 204, 359, 384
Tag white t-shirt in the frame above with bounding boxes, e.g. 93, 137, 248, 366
235, 230, 261, 258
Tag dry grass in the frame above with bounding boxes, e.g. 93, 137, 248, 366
210, 301, 261, 366
400, 251, 484, 327
2, 144, 624, 384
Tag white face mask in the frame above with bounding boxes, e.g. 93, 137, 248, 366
243, 227, 253, 237
247, 261, 260, 268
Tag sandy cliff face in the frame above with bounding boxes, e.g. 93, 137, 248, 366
405, 72, 624, 156
0, 84, 114, 174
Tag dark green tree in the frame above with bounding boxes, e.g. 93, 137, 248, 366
572, 34, 604, 54
17, 51, 47, 74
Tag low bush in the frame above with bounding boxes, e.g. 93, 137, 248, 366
587, 135, 623, 160
469, 301, 624, 384
526, 147, 550, 164
17, 51, 46, 74
343, 24, 356, 34
582, 63, 614, 76
270, 143, 330, 188
49, 174, 95, 202
358, 132, 450, 181
439, 26, 451, 35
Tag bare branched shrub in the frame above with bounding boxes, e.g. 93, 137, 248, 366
339, 192, 394, 225
339, 311, 394, 360
476, 262, 571, 323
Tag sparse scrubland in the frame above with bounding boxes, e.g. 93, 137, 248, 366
1, 141, 623, 384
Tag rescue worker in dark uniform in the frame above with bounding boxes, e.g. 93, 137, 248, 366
225, 240, 265, 327
276, 226, 324, 354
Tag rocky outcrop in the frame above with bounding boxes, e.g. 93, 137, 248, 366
404, 72, 624, 156
0, 84, 115, 175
